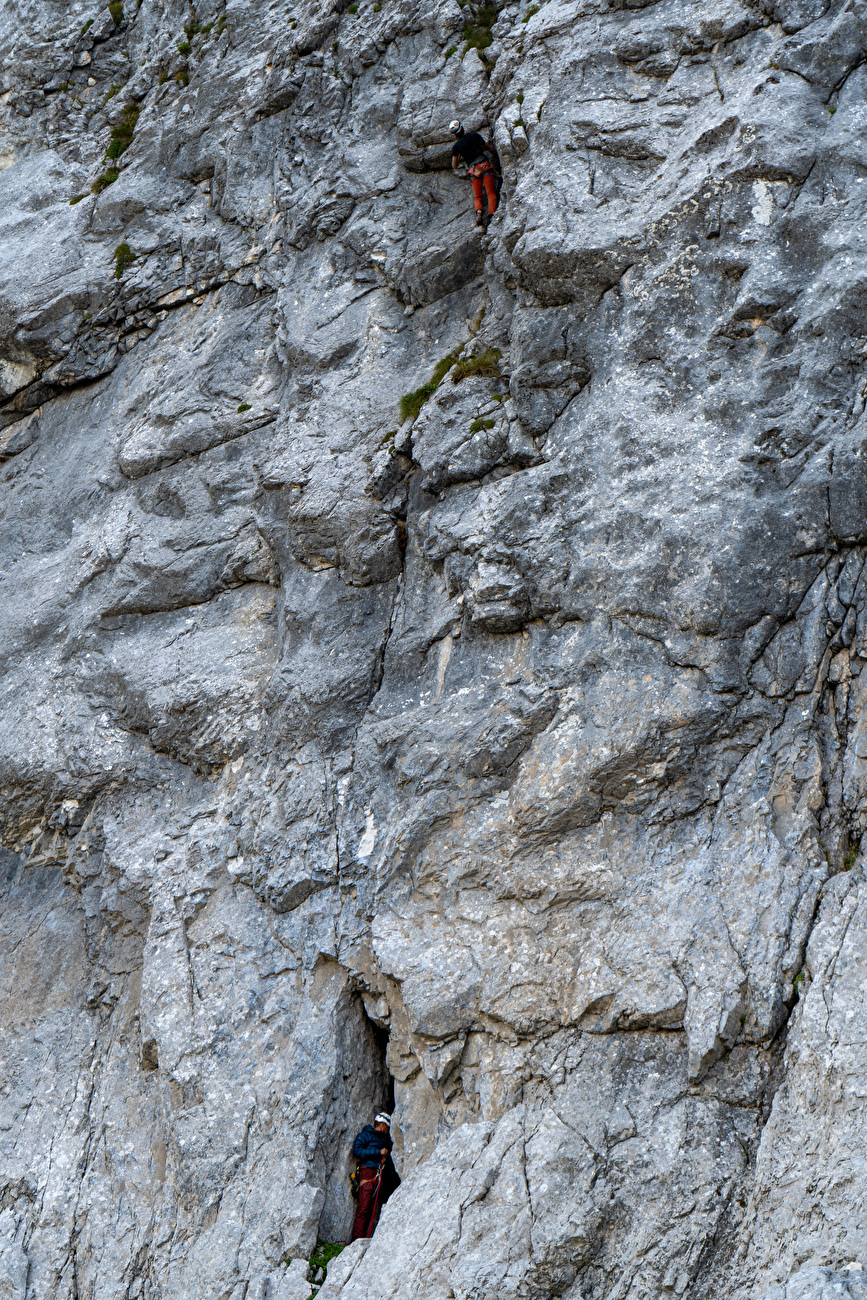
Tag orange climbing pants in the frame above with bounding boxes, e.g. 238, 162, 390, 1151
469, 161, 498, 215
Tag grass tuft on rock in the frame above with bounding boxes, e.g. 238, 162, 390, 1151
108, 1, 124, 24
114, 242, 136, 278
237, 403, 252, 413
399, 348, 463, 422
451, 348, 502, 384
92, 168, 120, 193
105, 103, 140, 160
69, 194, 86, 204
469, 416, 496, 432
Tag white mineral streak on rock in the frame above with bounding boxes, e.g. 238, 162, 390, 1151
358, 809, 377, 860
751, 180, 774, 227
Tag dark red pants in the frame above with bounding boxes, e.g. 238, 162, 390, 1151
351, 1170, 381, 1240
471, 171, 498, 215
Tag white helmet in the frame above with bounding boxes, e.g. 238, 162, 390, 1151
448, 119, 462, 134
374, 1112, 392, 1126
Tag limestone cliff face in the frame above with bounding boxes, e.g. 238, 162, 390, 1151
1, 0, 867, 1297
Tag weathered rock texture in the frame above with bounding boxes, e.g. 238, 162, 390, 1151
1, 0, 867, 1296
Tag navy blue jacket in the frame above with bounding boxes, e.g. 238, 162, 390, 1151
352, 1124, 392, 1169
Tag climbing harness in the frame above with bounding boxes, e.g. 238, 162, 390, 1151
367, 1153, 387, 1233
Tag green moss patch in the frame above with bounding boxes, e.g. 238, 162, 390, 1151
308, 1240, 345, 1295
108, 1, 124, 25
399, 348, 463, 422
113, 242, 136, 278
469, 416, 496, 432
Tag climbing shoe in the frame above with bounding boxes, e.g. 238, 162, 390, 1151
474, 211, 485, 227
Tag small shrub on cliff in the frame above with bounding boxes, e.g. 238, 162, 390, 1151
462, 4, 497, 53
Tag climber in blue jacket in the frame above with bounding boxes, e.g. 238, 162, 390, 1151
351, 1113, 399, 1239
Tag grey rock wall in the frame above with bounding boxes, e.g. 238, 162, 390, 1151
1, 0, 867, 1296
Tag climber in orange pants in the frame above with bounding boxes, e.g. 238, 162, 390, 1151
450, 120, 499, 228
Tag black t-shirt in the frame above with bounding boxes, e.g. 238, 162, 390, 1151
452, 132, 489, 166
